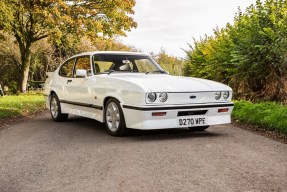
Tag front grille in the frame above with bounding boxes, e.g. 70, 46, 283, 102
177, 110, 207, 117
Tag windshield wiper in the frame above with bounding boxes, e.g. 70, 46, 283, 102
107, 70, 115, 75
146, 70, 167, 75
106, 70, 138, 74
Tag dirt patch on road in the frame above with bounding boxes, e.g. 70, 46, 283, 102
232, 121, 287, 144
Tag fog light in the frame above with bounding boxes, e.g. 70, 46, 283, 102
152, 112, 166, 116
218, 108, 229, 113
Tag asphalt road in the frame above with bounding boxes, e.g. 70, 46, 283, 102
0, 112, 286, 192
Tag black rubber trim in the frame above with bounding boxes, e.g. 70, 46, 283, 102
60, 100, 103, 110
122, 103, 234, 111
178, 110, 207, 117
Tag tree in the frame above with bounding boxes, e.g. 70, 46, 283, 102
154, 49, 184, 76
94, 38, 137, 52
0, 32, 54, 93
184, 27, 233, 84
0, 0, 137, 92
229, 0, 287, 100
184, 0, 287, 101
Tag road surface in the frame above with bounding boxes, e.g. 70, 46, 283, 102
0, 112, 286, 192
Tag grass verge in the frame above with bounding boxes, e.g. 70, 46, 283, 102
0, 92, 46, 119
232, 101, 287, 135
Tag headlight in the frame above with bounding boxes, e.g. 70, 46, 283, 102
222, 91, 229, 100
215, 91, 221, 100
159, 92, 168, 102
147, 92, 157, 102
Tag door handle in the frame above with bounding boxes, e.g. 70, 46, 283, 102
67, 80, 72, 84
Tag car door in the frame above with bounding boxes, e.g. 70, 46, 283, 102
65, 56, 94, 105
56, 58, 76, 101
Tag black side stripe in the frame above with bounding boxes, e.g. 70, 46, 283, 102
60, 100, 103, 110
122, 103, 234, 111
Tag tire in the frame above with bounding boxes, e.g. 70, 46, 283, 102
104, 98, 127, 136
188, 126, 209, 132
50, 94, 69, 122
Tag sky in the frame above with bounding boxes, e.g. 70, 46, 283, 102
120, 0, 256, 58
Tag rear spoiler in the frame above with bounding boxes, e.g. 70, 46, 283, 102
46, 72, 54, 78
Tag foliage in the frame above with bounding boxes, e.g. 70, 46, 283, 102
153, 49, 184, 76
0, 0, 137, 92
0, 35, 136, 93
0, 92, 45, 119
184, 28, 233, 84
94, 38, 137, 52
232, 100, 287, 135
184, 0, 287, 102
0, 32, 21, 92
0, 32, 53, 93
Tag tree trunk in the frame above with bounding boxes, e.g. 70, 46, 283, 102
18, 46, 32, 93
19, 64, 30, 92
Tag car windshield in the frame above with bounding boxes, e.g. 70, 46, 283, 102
93, 54, 166, 74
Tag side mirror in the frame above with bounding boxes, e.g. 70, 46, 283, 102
76, 69, 87, 77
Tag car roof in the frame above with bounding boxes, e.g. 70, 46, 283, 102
70, 51, 150, 58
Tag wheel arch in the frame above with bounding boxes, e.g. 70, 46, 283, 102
49, 90, 69, 122
102, 96, 127, 136
46, 90, 57, 106
103, 95, 123, 108
50, 90, 56, 96
103, 95, 124, 123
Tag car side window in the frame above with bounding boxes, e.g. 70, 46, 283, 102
94, 61, 114, 73
74, 57, 92, 77
59, 59, 75, 77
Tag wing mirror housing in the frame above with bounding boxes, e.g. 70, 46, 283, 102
76, 69, 87, 77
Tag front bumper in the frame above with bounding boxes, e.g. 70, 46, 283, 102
122, 103, 234, 130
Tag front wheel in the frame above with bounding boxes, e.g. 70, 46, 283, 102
104, 98, 127, 136
50, 94, 69, 122
188, 126, 209, 132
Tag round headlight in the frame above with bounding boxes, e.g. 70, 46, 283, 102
147, 92, 157, 102
159, 92, 168, 102
222, 91, 229, 100
215, 91, 221, 100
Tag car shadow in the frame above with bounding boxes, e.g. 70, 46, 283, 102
125, 128, 222, 142
63, 116, 223, 142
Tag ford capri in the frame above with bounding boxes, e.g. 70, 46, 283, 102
44, 51, 234, 136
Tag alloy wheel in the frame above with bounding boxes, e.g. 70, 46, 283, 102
106, 102, 120, 132
50, 97, 58, 118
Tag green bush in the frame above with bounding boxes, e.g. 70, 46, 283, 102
184, 0, 287, 101
232, 101, 287, 135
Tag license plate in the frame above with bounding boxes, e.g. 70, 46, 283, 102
178, 117, 206, 127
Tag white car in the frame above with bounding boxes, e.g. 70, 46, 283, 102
44, 51, 234, 136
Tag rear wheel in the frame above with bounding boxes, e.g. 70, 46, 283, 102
50, 94, 69, 122
188, 126, 209, 132
104, 98, 127, 136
